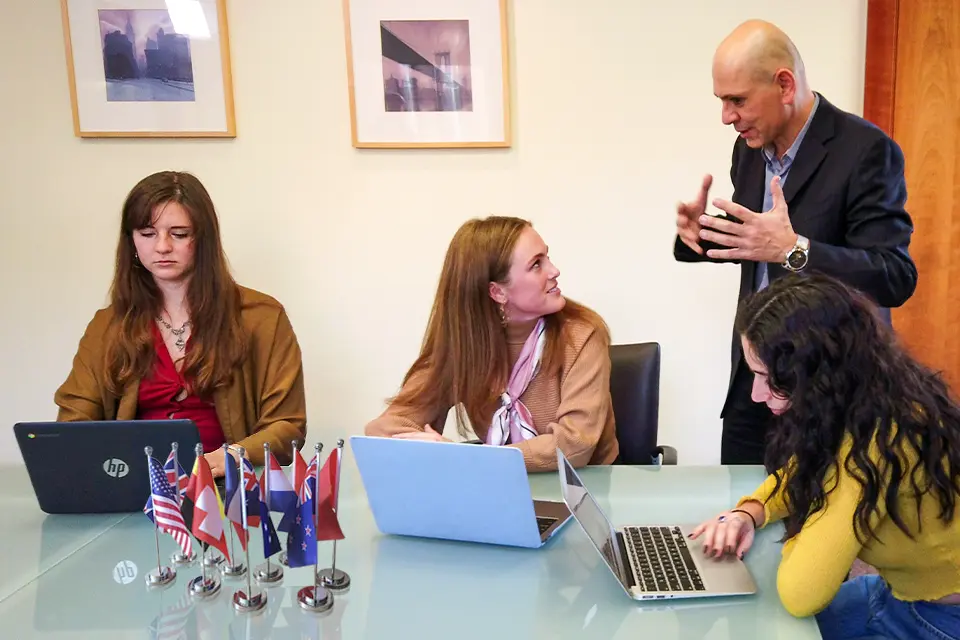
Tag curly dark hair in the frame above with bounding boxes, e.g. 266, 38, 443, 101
735, 272, 960, 543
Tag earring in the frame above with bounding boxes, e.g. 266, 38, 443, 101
498, 302, 509, 327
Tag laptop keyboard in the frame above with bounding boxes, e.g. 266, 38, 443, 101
623, 526, 705, 593
536, 516, 557, 535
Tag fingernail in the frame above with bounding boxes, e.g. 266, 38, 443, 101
687, 533, 693, 538
738, 553, 743, 560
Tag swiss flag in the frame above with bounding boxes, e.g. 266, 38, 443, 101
314, 447, 345, 541
185, 455, 231, 563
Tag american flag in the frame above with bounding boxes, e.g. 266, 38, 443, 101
144, 455, 193, 557
148, 593, 193, 640
163, 449, 188, 505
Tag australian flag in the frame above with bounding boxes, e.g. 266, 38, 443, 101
285, 472, 316, 567
242, 458, 281, 559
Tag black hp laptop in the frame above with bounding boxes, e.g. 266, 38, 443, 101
14, 420, 201, 514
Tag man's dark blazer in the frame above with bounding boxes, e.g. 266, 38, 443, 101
674, 94, 918, 418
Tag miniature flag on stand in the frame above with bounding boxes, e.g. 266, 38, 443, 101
285, 464, 317, 568
184, 453, 231, 563
163, 449, 188, 504
315, 440, 349, 593
243, 458, 281, 559
278, 447, 309, 532
240, 458, 261, 528
260, 451, 296, 518
315, 446, 345, 541
144, 455, 193, 558
224, 452, 249, 551
304, 454, 318, 512
252, 443, 285, 584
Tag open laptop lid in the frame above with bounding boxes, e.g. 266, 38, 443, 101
557, 448, 631, 590
14, 420, 200, 514
351, 435, 542, 547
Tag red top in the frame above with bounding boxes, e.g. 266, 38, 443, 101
137, 324, 226, 453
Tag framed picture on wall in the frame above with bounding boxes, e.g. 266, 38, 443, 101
60, 0, 236, 138
343, 0, 511, 148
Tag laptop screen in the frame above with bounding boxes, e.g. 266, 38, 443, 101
557, 451, 628, 585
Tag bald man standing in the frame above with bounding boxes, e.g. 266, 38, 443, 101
674, 20, 917, 465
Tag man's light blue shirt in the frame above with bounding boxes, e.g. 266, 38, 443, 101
755, 93, 820, 290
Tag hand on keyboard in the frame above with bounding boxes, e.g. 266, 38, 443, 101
689, 509, 756, 560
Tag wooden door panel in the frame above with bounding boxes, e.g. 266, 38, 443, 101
865, 0, 960, 390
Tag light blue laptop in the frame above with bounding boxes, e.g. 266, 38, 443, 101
350, 436, 572, 548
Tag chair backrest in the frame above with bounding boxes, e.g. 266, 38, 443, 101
608, 342, 661, 465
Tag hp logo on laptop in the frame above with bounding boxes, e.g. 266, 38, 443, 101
103, 458, 129, 478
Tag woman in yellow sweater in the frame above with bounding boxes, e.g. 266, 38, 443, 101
691, 273, 960, 639
364, 216, 619, 471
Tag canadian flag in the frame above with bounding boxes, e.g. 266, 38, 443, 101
314, 447, 344, 541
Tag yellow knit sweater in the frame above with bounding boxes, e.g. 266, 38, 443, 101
739, 434, 960, 617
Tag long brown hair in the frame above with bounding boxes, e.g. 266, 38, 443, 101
390, 216, 609, 436
104, 171, 245, 398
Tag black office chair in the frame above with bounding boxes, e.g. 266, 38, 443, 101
609, 342, 678, 465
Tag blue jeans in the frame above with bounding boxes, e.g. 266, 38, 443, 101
816, 575, 960, 640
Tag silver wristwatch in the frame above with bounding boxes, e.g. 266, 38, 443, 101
783, 235, 810, 272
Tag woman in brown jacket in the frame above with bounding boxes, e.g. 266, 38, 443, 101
55, 171, 307, 476
364, 216, 619, 471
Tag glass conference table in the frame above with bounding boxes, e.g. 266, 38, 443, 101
0, 460, 822, 639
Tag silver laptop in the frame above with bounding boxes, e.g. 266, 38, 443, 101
351, 436, 572, 548
557, 448, 756, 601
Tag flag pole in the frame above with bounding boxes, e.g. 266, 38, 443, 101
312, 443, 323, 597
318, 439, 349, 592
233, 446, 266, 613
202, 444, 224, 569
188, 443, 221, 600
221, 444, 246, 577
169, 441, 195, 566
144, 446, 175, 588
171, 442, 181, 507
254, 442, 283, 584
297, 443, 332, 613
279, 439, 298, 568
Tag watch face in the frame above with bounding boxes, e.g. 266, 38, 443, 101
787, 249, 808, 270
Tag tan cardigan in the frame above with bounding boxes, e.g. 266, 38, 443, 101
365, 319, 619, 471
54, 286, 307, 467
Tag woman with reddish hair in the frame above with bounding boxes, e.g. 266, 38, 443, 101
365, 216, 619, 471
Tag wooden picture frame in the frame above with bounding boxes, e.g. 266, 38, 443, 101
342, 0, 511, 148
60, 0, 236, 138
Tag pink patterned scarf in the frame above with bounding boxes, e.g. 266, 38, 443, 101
486, 317, 547, 446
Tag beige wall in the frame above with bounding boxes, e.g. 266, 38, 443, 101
0, 0, 868, 464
